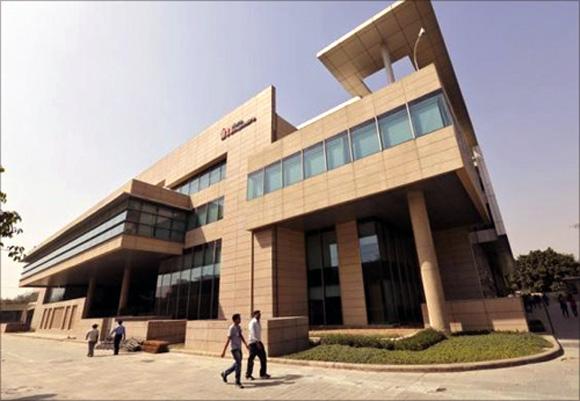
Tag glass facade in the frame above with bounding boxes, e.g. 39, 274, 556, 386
247, 90, 452, 199
306, 229, 343, 325
187, 197, 224, 229
44, 286, 87, 304
264, 162, 282, 194
358, 220, 424, 325
22, 198, 187, 278
155, 240, 221, 319
174, 160, 227, 195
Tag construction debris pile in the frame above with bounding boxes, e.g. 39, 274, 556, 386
95, 337, 143, 352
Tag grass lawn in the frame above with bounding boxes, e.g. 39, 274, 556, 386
287, 332, 552, 365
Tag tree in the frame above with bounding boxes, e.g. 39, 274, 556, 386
0, 291, 38, 305
510, 247, 580, 293
0, 166, 25, 262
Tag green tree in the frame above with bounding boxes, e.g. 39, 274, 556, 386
510, 247, 580, 293
0, 167, 25, 262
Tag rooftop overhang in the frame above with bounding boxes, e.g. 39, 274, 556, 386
23, 179, 191, 263
317, 0, 477, 148
20, 235, 182, 287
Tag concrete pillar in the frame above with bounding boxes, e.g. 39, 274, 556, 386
407, 190, 449, 332
84, 276, 96, 318
381, 44, 396, 85
117, 265, 131, 316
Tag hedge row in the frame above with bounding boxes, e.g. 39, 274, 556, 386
318, 328, 446, 351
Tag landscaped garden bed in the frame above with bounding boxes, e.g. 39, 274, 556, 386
288, 329, 553, 365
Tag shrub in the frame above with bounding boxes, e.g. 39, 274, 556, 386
393, 328, 446, 351
451, 329, 492, 336
320, 334, 391, 349
527, 319, 546, 333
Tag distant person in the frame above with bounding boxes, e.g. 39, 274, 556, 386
558, 294, 569, 318
220, 313, 249, 389
567, 294, 578, 318
85, 324, 99, 357
246, 310, 270, 380
523, 294, 532, 313
542, 293, 550, 306
109, 320, 126, 355
533, 294, 542, 309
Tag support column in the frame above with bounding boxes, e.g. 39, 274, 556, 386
117, 264, 131, 316
381, 44, 396, 85
407, 190, 449, 332
83, 276, 96, 318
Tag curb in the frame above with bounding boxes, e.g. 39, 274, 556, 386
267, 336, 563, 373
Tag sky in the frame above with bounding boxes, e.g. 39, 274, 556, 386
1, 1, 578, 298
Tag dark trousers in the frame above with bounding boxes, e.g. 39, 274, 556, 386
246, 342, 267, 378
560, 304, 569, 318
224, 349, 242, 384
87, 341, 97, 357
113, 334, 123, 355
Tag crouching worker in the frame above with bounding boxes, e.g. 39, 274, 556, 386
220, 313, 249, 389
85, 324, 99, 357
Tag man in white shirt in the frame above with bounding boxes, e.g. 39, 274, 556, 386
85, 324, 99, 357
245, 310, 270, 380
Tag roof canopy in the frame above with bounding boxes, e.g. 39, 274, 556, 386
317, 0, 477, 147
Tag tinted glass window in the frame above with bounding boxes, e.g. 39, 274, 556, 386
351, 120, 380, 160
207, 200, 219, 223
325, 132, 351, 170
189, 178, 199, 194
282, 153, 302, 187
409, 92, 452, 137
196, 204, 208, 226
378, 107, 413, 148
209, 167, 221, 185
199, 172, 210, 190
247, 170, 264, 200
303, 143, 326, 178
264, 162, 282, 194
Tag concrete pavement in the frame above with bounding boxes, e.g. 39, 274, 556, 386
1, 333, 578, 400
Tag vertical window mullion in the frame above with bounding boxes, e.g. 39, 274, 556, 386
374, 117, 383, 151
405, 102, 417, 139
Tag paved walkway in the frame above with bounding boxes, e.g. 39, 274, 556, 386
1, 333, 578, 400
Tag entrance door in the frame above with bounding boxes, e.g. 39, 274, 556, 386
306, 229, 343, 325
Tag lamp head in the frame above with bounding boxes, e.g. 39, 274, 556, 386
418, 27, 426, 38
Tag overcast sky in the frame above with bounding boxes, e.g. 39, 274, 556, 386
1, 1, 578, 298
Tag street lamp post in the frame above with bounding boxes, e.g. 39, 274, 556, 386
413, 27, 426, 71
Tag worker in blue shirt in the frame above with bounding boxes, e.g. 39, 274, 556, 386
109, 320, 126, 355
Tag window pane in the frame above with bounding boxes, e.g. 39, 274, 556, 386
207, 200, 219, 223
195, 204, 207, 227
193, 247, 204, 267
283, 153, 302, 187
217, 197, 224, 220
378, 108, 413, 148
264, 162, 282, 194
247, 170, 264, 199
303, 143, 325, 178
409, 92, 451, 137
209, 167, 221, 185
351, 120, 380, 160
326, 133, 350, 170
199, 172, 210, 190
360, 235, 381, 263
139, 212, 156, 225
220, 163, 227, 180
190, 178, 199, 194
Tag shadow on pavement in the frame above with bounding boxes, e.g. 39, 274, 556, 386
8, 394, 57, 401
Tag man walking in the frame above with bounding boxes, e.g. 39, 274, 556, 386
220, 314, 249, 389
558, 294, 570, 318
85, 324, 99, 357
246, 310, 270, 380
109, 320, 126, 355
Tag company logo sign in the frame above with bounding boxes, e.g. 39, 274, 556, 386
221, 117, 257, 140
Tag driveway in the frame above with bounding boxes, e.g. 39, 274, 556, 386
1, 333, 578, 400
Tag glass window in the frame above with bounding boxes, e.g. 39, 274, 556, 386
409, 92, 452, 137
139, 213, 156, 226
217, 197, 224, 220
155, 228, 171, 240
209, 167, 221, 185
378, 107, 413, 148
325, 132, 351, 170
303, 143, 326, 178
220, 163, 227, 180
190, 177, 199, 194
199, 172, 210, 190
207, 200, 219, 223
264, 162, 282, 194
282, 153, 302, 187
196, 204, 207, 227
247, 170, 264, 200
351, 120, 380, 160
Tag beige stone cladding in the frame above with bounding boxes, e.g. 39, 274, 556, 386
336, 221, 367, 326
433, 226, 484, 300
421, 297, 529, 332
276, 227, 308, 317
244, 65, 482, 231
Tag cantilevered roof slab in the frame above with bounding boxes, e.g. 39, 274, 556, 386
317, 0, 477, 147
